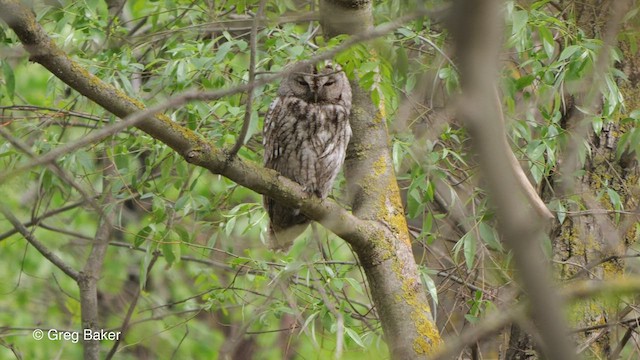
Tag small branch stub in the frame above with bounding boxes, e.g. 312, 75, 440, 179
186, 149, 200, 161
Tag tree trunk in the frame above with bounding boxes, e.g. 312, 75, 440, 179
320, 1, 443, 357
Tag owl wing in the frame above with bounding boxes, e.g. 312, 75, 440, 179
263, 96, 305, 180
263, 96, 282, 167
263, 96, 310, 251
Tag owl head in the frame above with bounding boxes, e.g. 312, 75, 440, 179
278, 62, 350, 104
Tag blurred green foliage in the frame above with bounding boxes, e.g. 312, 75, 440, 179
0, 0, 638, 358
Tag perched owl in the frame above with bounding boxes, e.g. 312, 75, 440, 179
263, 62, 352, 251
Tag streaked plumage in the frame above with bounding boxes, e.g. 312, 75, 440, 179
263, 62, 352, 251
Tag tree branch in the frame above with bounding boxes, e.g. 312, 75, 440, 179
0, 204, 80, 280
0, 0, 385, 249
0, 1, 447, 252
0, 199, 88, 242
78, 152, 117, 360
0, 3, 449, 357
449, 0, 575, 358
228, 0, 266, 157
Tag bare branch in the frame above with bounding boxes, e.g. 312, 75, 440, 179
228, 0, 266, 157
0, 199, 88, 242
0, 204, 80, 280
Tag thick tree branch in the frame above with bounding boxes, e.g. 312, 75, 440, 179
346, 81, 442, 357
330, 0, 442, 357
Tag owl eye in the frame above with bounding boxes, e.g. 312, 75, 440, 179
296, 78, 307, 86
325, 79, 336, 86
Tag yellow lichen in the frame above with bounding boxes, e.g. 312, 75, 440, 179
397, 264, 442, 354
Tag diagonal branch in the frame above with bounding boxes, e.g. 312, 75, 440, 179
449, 0, 575, 358
0, 2, 444, 188
0, 0, 416, 249
0, 204, 80, 280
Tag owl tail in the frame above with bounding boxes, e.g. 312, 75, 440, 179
267, 222, 310, 252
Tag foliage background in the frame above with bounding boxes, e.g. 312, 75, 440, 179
1, 0, 639, 358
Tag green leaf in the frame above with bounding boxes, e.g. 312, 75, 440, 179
134, 226, 152, 247
629, 109, 640, 120
592, 116, 603, 135
538, 26, 555, 59
174, 195, 190, 212
300, 312, 319, 346
464, 232, 476, 270
607, 188, 622, 211
479, 222, 503, 251
345, 327, 365, 348
559, 45, 580, 61
420, 269, 438, 306
140, 245, 154, 290
453, 232, 476, 270
160, 230, 181, 266
345, 277, 363, 294
512, 10, 529, 35
2, 61, 15, 101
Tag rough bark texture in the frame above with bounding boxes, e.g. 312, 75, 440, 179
550, 0, 639, 357
346, 82, 442, 357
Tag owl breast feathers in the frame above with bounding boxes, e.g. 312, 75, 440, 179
263, 62, 352, 251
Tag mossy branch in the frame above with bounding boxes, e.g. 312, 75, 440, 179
0, 0, 375, 249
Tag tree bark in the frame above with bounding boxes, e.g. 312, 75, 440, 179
347, 81, 442, 358
319, 1, 443, 357
551, 0, 639, 357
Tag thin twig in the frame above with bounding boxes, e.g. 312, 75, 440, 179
0, 199, 88, 242
228, 0, 266, 157
0, 105, 108, 122
105, 251, 160, 360
0, 204, 80, 280
0, 126, 107, 221
313, 267, 344, 359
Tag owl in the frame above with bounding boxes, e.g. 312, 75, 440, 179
263, 62, 352, 251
